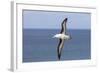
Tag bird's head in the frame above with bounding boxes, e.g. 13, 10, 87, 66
53, 34, 61, 39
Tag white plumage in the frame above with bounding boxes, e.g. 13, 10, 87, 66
53, 33, 70, 40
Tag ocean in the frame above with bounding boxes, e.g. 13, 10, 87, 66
23, 29, 91, 62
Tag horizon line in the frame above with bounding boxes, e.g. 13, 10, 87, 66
23, 28, 90, 30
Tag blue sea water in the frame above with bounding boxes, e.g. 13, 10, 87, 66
23, 29, 91, 62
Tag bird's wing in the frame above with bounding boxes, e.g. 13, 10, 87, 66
60, 18, 68, 34
57, 39, 65, 60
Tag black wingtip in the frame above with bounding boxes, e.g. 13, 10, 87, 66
58, 53, 61, 60
64, 18, 68, 21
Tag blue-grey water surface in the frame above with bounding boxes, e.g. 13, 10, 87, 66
23, 29, 91, 62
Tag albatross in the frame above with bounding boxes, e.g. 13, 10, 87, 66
53, 18, 72, 60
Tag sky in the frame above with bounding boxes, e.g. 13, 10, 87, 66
23, 10, 91, 29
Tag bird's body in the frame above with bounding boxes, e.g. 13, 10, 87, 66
53, 18, 71, 60
53, 33, 70, 40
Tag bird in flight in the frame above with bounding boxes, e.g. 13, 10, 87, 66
53, 18, 72, 60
